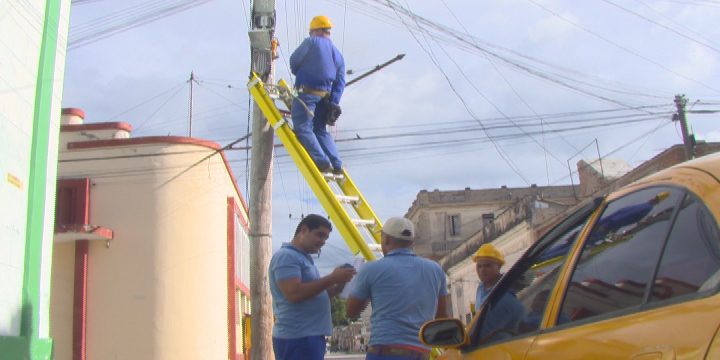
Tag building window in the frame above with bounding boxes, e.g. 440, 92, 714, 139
55, 178, 90, 228
448, 214, 461, 236
482, 213, 494, 226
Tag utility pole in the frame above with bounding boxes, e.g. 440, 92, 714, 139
188, 71, 197, 137
674, 94, 695, 160
248, 1, 275, 359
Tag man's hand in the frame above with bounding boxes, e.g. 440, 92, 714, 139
325, 103, 342, 126
328, 266, 356, 284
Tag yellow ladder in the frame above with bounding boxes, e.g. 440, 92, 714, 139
247, 73, 383, 261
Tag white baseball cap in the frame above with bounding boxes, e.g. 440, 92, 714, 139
382, 217, 415, 241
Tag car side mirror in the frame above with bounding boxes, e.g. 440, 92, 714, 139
419, 318, 468, 348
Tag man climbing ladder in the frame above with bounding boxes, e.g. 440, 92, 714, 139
290, 15, 346, 174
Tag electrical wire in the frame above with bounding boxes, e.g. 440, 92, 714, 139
391, 0, 531, 185
69, 0, 215, 49
599, 0, 720, 54
525, 0, 720, 93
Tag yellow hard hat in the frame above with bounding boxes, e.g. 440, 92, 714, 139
310, 15, 333, 30
655, 191, 670, 203
472, 244, 505, 266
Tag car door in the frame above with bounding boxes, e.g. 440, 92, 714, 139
528, 182, 720, 359
439, 199, 601, 360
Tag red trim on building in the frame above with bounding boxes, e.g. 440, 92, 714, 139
66, 136, 250, 214
230, 193, 249, 232
235, 279, 250, 298
73, 240, 89, 360
62, 107, 86, 119
227, 197, 238, 360
61, 122, 133, 133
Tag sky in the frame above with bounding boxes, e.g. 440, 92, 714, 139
61, 0, 720, 272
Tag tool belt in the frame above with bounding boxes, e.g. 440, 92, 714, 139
366, 345, 430, 360
298, 86, 329, 97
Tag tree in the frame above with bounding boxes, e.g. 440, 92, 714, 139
331, 296, 351, 326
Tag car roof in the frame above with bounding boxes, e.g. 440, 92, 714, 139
632, 152, 720, 186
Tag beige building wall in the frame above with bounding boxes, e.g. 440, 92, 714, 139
407, 186, 577, 259
51, 118, 250, 359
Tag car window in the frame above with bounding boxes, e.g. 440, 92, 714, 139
650, 192, 720, 302
467, 199, 599, 347
558, 187, 682, 324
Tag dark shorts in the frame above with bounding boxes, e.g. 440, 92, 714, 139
272, 335, 326, 360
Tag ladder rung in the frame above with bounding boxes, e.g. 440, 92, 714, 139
336, 195, 360, 204
323, 173, 344, 180
352, 218, 376, 226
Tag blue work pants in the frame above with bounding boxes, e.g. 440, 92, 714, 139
291, 93, 342, 170
272, 335, 326, 360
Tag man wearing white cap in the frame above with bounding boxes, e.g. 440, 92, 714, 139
347, 217, 448, 360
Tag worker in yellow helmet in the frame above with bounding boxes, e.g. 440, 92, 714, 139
290, 15, 346, 174
472, 243, 506, 311
472, 243, 525, 341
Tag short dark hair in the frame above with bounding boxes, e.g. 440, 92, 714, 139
294, 214, 332, 236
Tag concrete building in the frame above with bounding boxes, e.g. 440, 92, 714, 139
406, 185, 579, 260
0, 1, 72, 358
50, 108, 251, 360
436, 143, 720, 324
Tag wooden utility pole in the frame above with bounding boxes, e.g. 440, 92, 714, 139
248, 1, 275, 359
674, 94, 695, 160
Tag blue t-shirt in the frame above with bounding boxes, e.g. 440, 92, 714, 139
269, 243, 332, 338
349, 248, 448, 349
290, 35, 346, 104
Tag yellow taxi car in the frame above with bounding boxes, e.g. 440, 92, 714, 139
421, 153, 720, 359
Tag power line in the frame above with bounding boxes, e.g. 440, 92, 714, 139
336, 0, 677, 104
599, 0, 720, 54
392, 0, 532, 185
525, 0, 720, 94
69, 0, 215, 49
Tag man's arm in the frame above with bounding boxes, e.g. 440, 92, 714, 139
289, 38, 311, 75
436, 294, 450, 318
277, 267, 355, 303
346, 296, 369, 319
329, 48, 345, 104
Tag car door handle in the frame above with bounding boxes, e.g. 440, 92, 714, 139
631, 346, 675, 360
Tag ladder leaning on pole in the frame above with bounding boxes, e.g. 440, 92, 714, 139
247, 73, 383, 261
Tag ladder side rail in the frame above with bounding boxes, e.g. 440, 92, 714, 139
337, 170, 383, 244
248, 74, 376, 261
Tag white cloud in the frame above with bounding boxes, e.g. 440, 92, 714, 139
699, 130, 720, 142
529, 12, 579, 43
672, 43, 719, 87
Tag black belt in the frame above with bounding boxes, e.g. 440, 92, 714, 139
366, 345, 430, 360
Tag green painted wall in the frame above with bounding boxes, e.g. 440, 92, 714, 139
0, 0, 71, 358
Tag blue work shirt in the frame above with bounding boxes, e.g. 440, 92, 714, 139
270, 243, 332, 338
290, 35, 346, 104
349, 248, 448, 349
478, 286, 525, 343
475, 283, 493, 312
